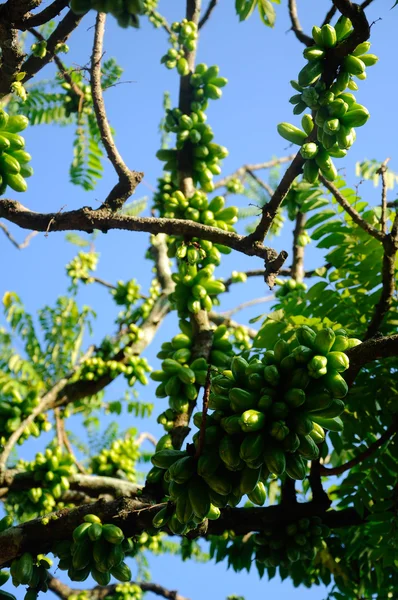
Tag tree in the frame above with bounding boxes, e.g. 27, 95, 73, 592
0, 0, 397, 599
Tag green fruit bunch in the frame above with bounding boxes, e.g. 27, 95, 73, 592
161, 19, 198, 74
91, 429, 140, 483
79, 352, 151, 387
254, 517, 330, 567
6, 446, 77, 521
0, 515, 13, 532
278, 16, 378, 184
0, 389, 51, 448
0, 109, 32, 194
53, 514, 132, 585
230, 324, 252, 352
107, 583, 143, 600
274, 278, 307, 298
226, 177, 245, 195
112, 279, 141, 306
66, 251, 99, 285
31, 41, 47, 59
68, 594, 89, 600
144, 0, 165, 29
151, 322, 233, 430
10, 553, 52, 598
59, 72, 92, 117
70, 0, 145, 28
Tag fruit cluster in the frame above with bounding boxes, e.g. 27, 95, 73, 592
70, 0, 145, 28
112, 279, 141, 306
7, 447, 77, 520
143, 0, 165, 29
31, 41, 47, 59
254, 517, 330, 567
91, 429, 140, 483
151, 322, 233, 430
0, 389, 51, 448
161, 19, 198, 74
79, 352, 151, 387
147, 326, 357, 531
10, 553, 52, 600
274, 278, 307, 298
53, 514, 132, 584
277, 16, 378, 184
0, 110, 32, 194
107, 583, 143, 600
226, 177, 245, 195
60, 72, 92, 117
66, 251, 99, 285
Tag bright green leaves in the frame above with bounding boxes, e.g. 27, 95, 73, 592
235, 0, 279, 26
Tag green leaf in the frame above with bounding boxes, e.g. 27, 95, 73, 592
253, 319, 287, 348
258, 0, 276, 27
235, 0, 257, 21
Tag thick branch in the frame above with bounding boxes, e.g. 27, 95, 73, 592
322, 0, 375, 27
1, 0, 41, 22
0, 200, 281, 263
320, 176, 385, 242
48, 576, 191, 600
287, 0, 313, 46
0, 496, 363, 566
15, 0, 69, 29
91, 13, 143, 211
320, 420, 397, 476
344, 334, 398, 386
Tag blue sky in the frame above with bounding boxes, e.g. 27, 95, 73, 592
1, 1, 397, 599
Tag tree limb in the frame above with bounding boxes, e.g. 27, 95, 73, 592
0, 222, 37, 249
208, 312, 258, 339
291, 211, 305, 282
246, 168, 274, 197
48, 576, 191, 600
322, 0, 375, 27
15, 0, 69, 29
91, 13, 143, 211
0, 199, 283, 265
378, 159, 390, 234
344, 333, 398, 386
0, 496, 364, 567
220, 295, 274, 318
320, 176, 385, 242
319, 420, 397, 476
287, 0, 313, 46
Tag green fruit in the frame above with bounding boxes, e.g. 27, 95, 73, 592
206, 504, 221, 520
301, 114, 314, 135
322, 370, 348, 398
240, 433, 265, 463
203, 471, 232, 496
146, 466, 165, 484
248, 481, 267, 505
360, 54, 378, 67
219, 435, 243, 470
229, 387, 257, 412
303, 46, 325, 61
310, 415, 344, 432
72, 522, 92, 542
107, 543, 124, 569
331, 335, 349, 352
284, 388, 306, 408
263, 365, 280, 387
0, 153, 20, 174
151, 449, 186, 469
14, 553, 33, 585
309, 422, 325, 443
263, 446, 286, 476
300, 142, 318, 160
168, 456, 196, 484
231, 356, 248, 381
326, 351, 349, 372
344, 55, 366, 76
277, 122, 307, 145
5, 115, 29, 133
0, 571, 10, 586
298, 61, 323, 87
91, 567, 111, 586
221, 414, 243, 435
285, 453, 307, 480
197, 452, 221, 478
311, 398, 345, 418
297, 435, 320, 459
188, 478, 211, 519
0, 135, 10, 152
240, 410, 266, 433
334, 15, 352, 40
321, 24, 337, 48
72, 539, 91, 570
87, 522, 103, 541
110, 561, 132, 583
288, 413, 313, 436
239, 465, 261, 495
305, 388, 333, 411
303, 159, 319, 184
313, 328, 335, 355
282, 432, 301, 453
308, 354, 328, 378
0, 132, 25, 150
152, 506, 170, 529
175, 494, 194, 524
340, 108, 370, 127
102, 524, 124, 545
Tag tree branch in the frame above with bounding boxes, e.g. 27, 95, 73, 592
344, 333, 398, 386
320, 420, 397, 476
309, 457, 331, 505
208, 312, 258, 339
15, 0, 69, 29
364, 219, 398, 339
214, 155, 296, 190
246, 168, 274, 197
321, 0, 375, 27
48, 576, 191, 600
91, 13, 143, 211
320, 176, 385, 243
0, 200, 283, 265
0, 221, 37, 249
220, 295, 274, 318
287, 0, 313, 46
0, 496, 364, 567
198, 0, 218, 29
378, 159, 390, 234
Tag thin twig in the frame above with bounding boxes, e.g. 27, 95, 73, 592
208, 312, 258, 339
91, 13, 143, 211
61, 425, 87, 474
287, 0, 313, 46
199, 0, 218, 29
221, 295, 274, 318
136, 432, 157, 447
92, 276, 116, 290
246, 168, 274, 197
0, 222, 37, 249
320, 420, 397, 476
378, 158, 390, 234
320, 176, 385, 243
214, 155, 296, 190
